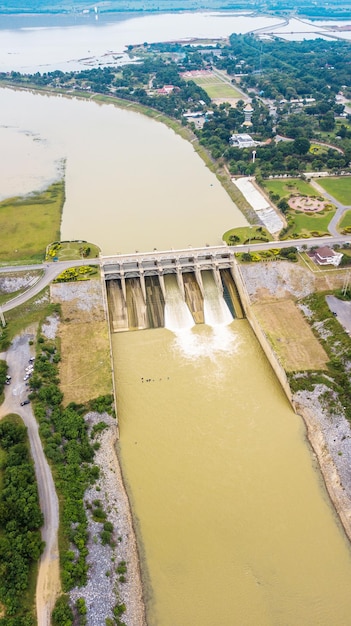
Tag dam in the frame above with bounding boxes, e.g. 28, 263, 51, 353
102, 245, 244, 332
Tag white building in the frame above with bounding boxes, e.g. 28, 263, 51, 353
315, 246, 343, 267
230, 133, 256, 149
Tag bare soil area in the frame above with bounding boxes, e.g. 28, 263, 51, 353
253, 299, 329, 371
51, 280, 112, 405
240, 260, 348, 303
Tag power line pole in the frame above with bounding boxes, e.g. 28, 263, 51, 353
342, 273, 350, 297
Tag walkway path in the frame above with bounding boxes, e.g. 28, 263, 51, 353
0, 333, 61, 626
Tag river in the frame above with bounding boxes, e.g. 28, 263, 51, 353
2, 12, 351, 626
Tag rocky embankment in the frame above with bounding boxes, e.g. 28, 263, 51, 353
70, 412, 146, 626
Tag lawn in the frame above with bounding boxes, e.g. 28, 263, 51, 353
316, 177, 351, 205
0, 180, 64, 263
283, 206, 335, 239
190, 74, 242, 99
263, 178, 317, 197
47, 240, 100, 261
339, 210, 351, 230
223, 225, 271, 245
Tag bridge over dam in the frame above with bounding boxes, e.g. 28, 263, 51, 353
101, 246, 244, 332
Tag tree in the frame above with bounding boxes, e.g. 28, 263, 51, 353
293, 137, 311, 155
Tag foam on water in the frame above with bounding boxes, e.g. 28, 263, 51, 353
171, 324, 240, 365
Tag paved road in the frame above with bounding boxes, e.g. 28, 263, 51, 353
2, 238, 351, 316
1, 258, 100, 312
0, 334, 60, 626
326, 295, 351, 335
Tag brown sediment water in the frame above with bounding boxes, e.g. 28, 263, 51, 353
2, 84, 351, 625
112, 320, 351, 626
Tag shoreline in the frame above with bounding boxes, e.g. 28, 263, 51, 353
295, 394, 351, 543
70, 411, 147, 626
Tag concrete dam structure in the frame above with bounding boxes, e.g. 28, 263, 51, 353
102, 246, 244, 332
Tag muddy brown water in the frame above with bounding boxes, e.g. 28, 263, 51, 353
2, 86, 351, 625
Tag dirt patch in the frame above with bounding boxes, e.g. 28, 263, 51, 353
288, 195, 328, 213
253, 300, 329, 371
240, 261, 349, 303
0, 270, 42, 294
51, 280, 112, 405
59, 322, 111, 404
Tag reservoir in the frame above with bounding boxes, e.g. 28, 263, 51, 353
2, 84, 351, 624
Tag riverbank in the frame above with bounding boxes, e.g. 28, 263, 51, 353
0, 81, 254, 222
240, 260, 351, 543
295, 391, 351, 542
70, 411, 146, 626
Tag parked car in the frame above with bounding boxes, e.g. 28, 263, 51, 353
20, 399, 30, 406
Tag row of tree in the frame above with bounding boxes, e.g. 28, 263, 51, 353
0, 416, 44, 625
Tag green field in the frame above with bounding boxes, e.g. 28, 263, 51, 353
46, 241, 100, 261
0, 181, 64, 263
223, 225, 271, 245
189, 74, 242, 99
339, 210, 351, 230
263, 178, 317, 197
290, 209, 335, 235
316, 177, 351, 205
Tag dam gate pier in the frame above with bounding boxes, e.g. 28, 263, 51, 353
102, 246, 244, 332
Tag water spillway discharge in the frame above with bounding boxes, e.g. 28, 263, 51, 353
202, 270, 233, 326
105, 262, 244, 332
106, 279, 129, 332
164, 274, 195, 331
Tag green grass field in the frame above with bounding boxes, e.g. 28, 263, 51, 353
263, 178, 317, 197
189, 74, 242, 99
0, 180, 64, 263
290, 209, 335, 235
316, 177, 351, 205
222, 225, 271, 245
47, 241, 100, 261
339, 210, 351, 229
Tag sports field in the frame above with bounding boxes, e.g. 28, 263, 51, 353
187, 73, 242, 100
316, 177, 351, 205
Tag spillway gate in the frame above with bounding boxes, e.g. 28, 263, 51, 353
102, 246, 244, 332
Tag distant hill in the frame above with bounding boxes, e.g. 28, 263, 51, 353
0, 0, 255, 14
0, 0, 350, 17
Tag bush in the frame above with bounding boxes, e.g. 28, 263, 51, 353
52, 595, 73, 626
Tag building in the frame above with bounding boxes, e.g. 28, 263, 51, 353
156, 85, 178, 95
315, 246, 343, 267
230, 133, 256, 149
243, 103, 253, 126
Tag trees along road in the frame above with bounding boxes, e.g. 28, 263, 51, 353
0, 335, 60, 626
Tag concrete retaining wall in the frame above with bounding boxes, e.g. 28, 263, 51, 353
232, 259, 295, 409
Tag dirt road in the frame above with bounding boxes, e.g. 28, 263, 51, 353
0, 333, 61, 626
